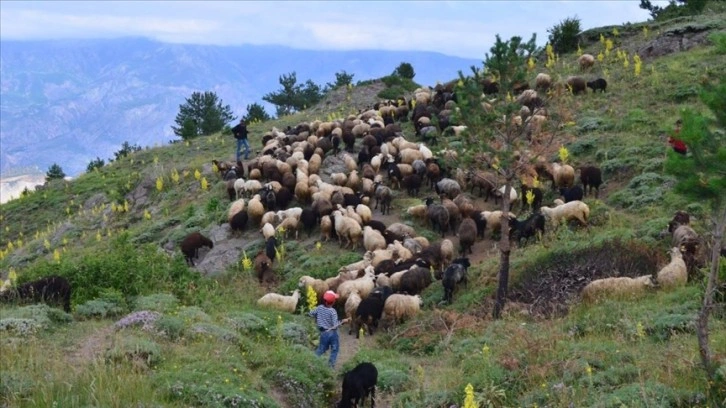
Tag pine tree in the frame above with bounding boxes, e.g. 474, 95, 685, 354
171, 91, 235, 140
46, 163, 66, 182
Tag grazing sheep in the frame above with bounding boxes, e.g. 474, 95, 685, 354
579, 166, 603, 198
227, 198, 246, 223
426, 197, 450, 237
337, 269, 376, 303
373, 182, 392, 215
344, 290, 363, 325
435, 178, 462, 200
247, 195, 266, 225
254, 251, 274, 284
581, 275, 656, 303
402, 174, 423, 196
398, 267, 433, 295
320, 215, 333, 242
472, 211, 488, 239
356, 204, 372, 225
257, 289, 301, 313
549, 163, 575, 190
338, 362, 378, 408
539, 200, 590, 229
535, 73, 552, 91
566, 76, 587, 95
382, 294, 423, 324
656, 247, 687, 290
261, 222, 276, 240
481, 210, 516, 237
578, 53, 595, 70
457, 217, 477, 255
466, 170, 497, 200
0, 275, 72, 312
180, 232, 214, 266
559, 186, 584, 203
332, 210, 363, 249
298, 275, 329, 299
229, 211, 249, 234
442, 258, 470, 304
671, 224, 699, 250
278, 216, 299, 239
587, 78, 607, 93
386, 223, 416, 237
509, 213, 545, 246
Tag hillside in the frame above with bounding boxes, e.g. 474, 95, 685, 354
0, 38, 480, 177
1, 11, 725, 408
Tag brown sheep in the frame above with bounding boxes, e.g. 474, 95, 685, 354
180, 232, 214, 266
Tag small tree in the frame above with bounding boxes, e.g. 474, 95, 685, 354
664, 79, 725, 385
171, 91, 235, 140
46, 163, 66, 182
484, 33, 538, 92
326, 70, 355, 90
640, 0, 709, 20
263, 72, 324, 116
393, 62, 416, 80
86, 157, 105, 172
547, 16, 581, 54
112, 141, 142, 162
242, 103, 272, 123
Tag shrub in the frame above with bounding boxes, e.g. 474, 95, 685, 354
548, 16, 582, 54
76, 299, 126, 320
226, 312, 268, 334
155, 316, 185, 340
105, 335, 162, 367
133, 293, 179, 313
0, 318, 42, 337
0, 304, 73, 331
188, 323, 240, 344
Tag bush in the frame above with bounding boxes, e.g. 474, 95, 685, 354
155, 316, 185, 340
76, 299, 126, 320
0, 304, 73, 333
105, 335, 162, 367
133, 293, 179, 313
548, 16, 582, 54
226, 312, 269, 334
188, 323, 240, 344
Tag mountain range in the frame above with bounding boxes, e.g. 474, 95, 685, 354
0, 38, 481, 177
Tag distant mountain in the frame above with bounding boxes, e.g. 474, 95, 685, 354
0, 38, 481, 177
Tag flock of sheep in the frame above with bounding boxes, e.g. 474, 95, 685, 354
175, 54, 701, 336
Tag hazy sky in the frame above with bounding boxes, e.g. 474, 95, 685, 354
1, 1, 667, 58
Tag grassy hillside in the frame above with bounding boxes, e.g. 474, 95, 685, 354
1, 12, 725, 408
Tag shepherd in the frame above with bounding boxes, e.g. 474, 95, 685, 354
232, 118, 250, 161
309, 290, 350, 369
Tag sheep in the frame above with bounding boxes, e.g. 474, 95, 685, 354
472, 211, 488, 240
338, 362, 378, 408
0, 275, 72, 312
261, 222, 276, 240
256, 289, 301, 313
579, 166, 603, 197
435, 178, 462, 200
227, 198, 246, 223
587, 78, 607, 93
578, 53, 595, 70
535, 73, 552, 91
566, 76, 587, 95
320, 215, 333, 242
457, 218, 478, 255
243, 179, 264, 197
300, 208, 317, 237
278, 216, 299, 239
356, 204, 372, 225
233, 178, 246, 199
406, 204, 428, 223
386, 223, 416, 237
180, 232, 214, 266
520, 185, 543, 212
229, 211, 249, 234
260, 211, 279, 228
481, 210, 516, 237
298, 275, 329, 299
353, 295, 386, 337
581, 275, 656, 303
442, 258, 470, 304
559, 186, 584, 203
265, 236, 278, 262
398, 266, 432, 295
539, 200, 590, 229
418, 239, 454, 277
382, 294, 423, 324
373, 182, 392, 215
549, 163, 575, 190
509, 213, 546, 246
426, 197, 450, 237
466, 170, 497, 200
344, 290, 363, 325
254, 251, 274, 284
656, 247, 688, 290
363, 226, 387, 252
402, 174, 422, 196
494, 185, 519, 207
337, 269, 376, 303
332, 210, 363, 249
247, 195, 266, 225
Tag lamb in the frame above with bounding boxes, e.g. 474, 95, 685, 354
0, 275, 72, 312
581, 275, 656, 303
587, 78, 607, 93
578, 53, 595, 70
426, 197, 450, 237
180, 232, 214, 266
382, 294, 423, 324
254, 251, 274, 284
656, 247, 687, 290
338, 362, 378, 408
298, 275, 329, 299
363, 226, 387, 252
578, 166, 603, 197
457, 217, 478, 255
539, 200, 590, 229
442, 258, 470, 304
256, 289, 301, 313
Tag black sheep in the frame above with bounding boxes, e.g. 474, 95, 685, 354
398, 267, 432, 295
472, 211, 488, 240
343, 193, 362, 208
300, 208, 317, 237
364, 219, 387, 235
457, 217, 477, 255
509, 213, 546, 246
338, 362, 378, 408
358, 147, 371, 166
559, 186, 584, 203
425, 197, 450, 237
265, 236, 278, 261
442, 258, 470, 304
254, 251, 274, 284
230, 211, 249, 233
0, 275, 72, 312
385, 162, 402, 190
578, 166, 603, 198
275, 187, 293, 209
180, 232, 214, 266
262, 187, 277, 211
401, 174, 422, 196
383, 258, 431, 276
352, 296, 385, 337
587, 78, 607, 93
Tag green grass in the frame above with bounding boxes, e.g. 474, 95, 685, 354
1, 11, 725, 408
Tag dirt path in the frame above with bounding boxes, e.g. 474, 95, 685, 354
66, 324, 115, 369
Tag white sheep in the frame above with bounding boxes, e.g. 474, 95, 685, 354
578, 53, 595, 70
387, 223, 416, 237
539, 200, 590, 229
233, 178, 246, 199
382, 294, 423, 324
407, 204, 428, 223
261, 222, 276, 240
356, 204, 372, 225
278, 216, 299, 239
332, 210, 363, 249
344, 289, 362, 321
227, 198, 246, 223
243, 179, 263, 196
257, 289, 301, 313
298, 276, 329, 299
247, 195, 266, 224
656, 247, 687, 290
581, 275, 655, 303
363, 226, 387, 252
337, 268, 376, 303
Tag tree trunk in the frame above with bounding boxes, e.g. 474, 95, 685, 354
493, 181, 513, 319
696, 205, 726, 381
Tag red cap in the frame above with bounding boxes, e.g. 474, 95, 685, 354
323, 290, 338, 304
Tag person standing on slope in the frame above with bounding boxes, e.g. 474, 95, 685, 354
309, 290, 350, 368
232, 118, 250, 161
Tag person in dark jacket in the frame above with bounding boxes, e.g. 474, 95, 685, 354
309, 290, 350, 368
232, 119, 250, 161
667, 119, 687, 155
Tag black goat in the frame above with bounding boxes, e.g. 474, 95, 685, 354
579, 166, 603, 198
559, 186, 584, 203
442, 258, 470, 304
338, 362, 378, 408
587, 78, 607, 93
509, 213, 545, 246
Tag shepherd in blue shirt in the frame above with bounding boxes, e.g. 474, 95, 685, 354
309, 290, 350, 368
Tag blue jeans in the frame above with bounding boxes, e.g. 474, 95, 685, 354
236, 138, 250, 161
315, 330, 339, 368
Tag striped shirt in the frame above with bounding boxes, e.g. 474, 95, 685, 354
309, 305, 340, 330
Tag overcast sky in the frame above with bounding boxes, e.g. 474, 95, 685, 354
1, 1, 667, 59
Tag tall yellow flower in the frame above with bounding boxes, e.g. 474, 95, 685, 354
559, 146, 570, 164
194, 169, 201, 180
306, 285, 317, 311
463, 383, 478, 408
201, 177, 209, 191
53, 249, 61, 263
156, 176, 164, 192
